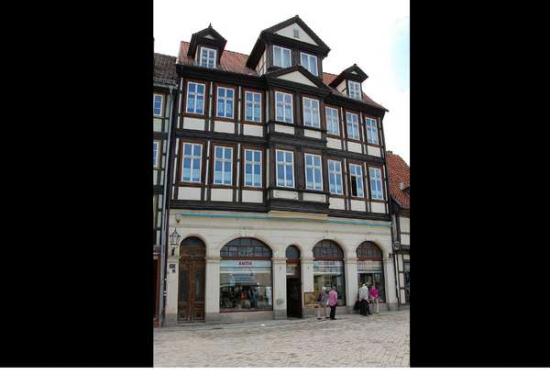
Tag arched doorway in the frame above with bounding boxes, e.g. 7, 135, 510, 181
285, 245, 302, 318
356, 241, 385, 303
178, 237, 206, 322
313, 240, 346, 306
219, 238, 273, 312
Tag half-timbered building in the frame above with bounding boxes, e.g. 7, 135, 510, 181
164, 15, 397, 325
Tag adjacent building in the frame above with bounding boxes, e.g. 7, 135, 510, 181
162, 15, 397, 325
387, 151, 410, 305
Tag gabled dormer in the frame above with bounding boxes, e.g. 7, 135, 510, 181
187, 24, 227, 69
329, 64, 369, 101
246, 15, 330, 78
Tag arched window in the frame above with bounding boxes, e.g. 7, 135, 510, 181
356, 241, 385, 303
312, 240, 345, 305
313, 240, 344, 260
220, 238, 272, 258
356, 241, 383, 260
179, 237, 206, 259
285, 245, 301, 260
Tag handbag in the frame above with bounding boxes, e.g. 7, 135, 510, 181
353, 300, 361, 311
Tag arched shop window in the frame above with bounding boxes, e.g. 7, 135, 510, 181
356, 241, 385, 303
313, 240, 346, 305
219, 238, 273, 312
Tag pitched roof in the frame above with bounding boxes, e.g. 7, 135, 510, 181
154, 53, 177, 86
177, 41, 386, 110
386, 152, 410, 208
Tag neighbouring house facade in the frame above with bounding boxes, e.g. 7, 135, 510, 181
387, 151, 410, 305
153, 52, 178, 326
164, 15, 396, 325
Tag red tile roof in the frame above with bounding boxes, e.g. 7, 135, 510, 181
386, 152, 410, 208
177, 41, 386, 110
154, 53, 178, 85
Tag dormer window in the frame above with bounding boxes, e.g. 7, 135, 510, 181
300, 52, 318, 76
348, 80, 362, 100
273, 45, 291, 68
199, 47, 217, 68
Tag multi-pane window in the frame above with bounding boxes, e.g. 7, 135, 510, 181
300, 53, 318, 76
216, 87, 235, 119
199, 47, 217, 68
244, 149, 262, 187
305, 154, 323, 191
186, 82, 206, 115
181, 143, 202, 183
348, 80, 362, 100
153, 94, 163, 117
349, 163, 365, 197
153, 141, 160, 168
276, 150, 294, 188
365, 117, 379, 145
245, 91, 262, 122
369, 167, 384, 200
303, 98, 320, 128
213, 146, 233, 186
346, 112, 360, 140
325, 107, 340, 135
273, 45, 292, 68
275, 92, 293, 123
328, 160, 343, 195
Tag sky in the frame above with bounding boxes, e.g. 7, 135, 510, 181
154, 0, 410, 164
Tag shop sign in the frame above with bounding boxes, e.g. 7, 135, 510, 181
357, 260, 382, 272
220, 260, 271, 274
313, 260, 343, 274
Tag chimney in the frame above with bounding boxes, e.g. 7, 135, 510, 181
399, 182, 404, 190
386, 150, 393, 154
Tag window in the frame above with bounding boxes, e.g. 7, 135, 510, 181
153, 94, 163, 117
276, 150, 294, 188
199, 47, 217, 68
273, 45, 291, 68
181, 142, 202, 183
275, 92, 293, 123
293, 29, 300, 38
365, 117, 379, 145
300, 53, 318, 76
346, 112, 360, 140
245, 91, 262, 122
328, 160, 343, 195
305, 153, 323, 191
325, 107, 340, 135
349, 163, 365, 198
186, 82, 206, 115
216, 87, 235, 119
153, 141, 161, 168
302, 97, 320, 128
369, 167, 384, 200
348, 80, 362, 100
244, 149, 262, 188
213, 146, 233, 186
313, 240, 346, 306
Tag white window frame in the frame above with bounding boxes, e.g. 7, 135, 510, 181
346, 112, 360, 140
216, 86, 235, 119
185, 82, 206, 115
244, 149, 262, 188
365, 117, 380, 145
275, 91, 294, 123
369, 167, 384, 200
304, 153, 323, 191
325, 107, 340, 136
181, 142, 203, 183
199, 47, 217, 68
273, 45, 292, 68
244, 91, 262, 122
213, 146, 233, 186
153, 94, 163, 117
328, 160, 343, 195
275, 149, 295, 188
300, 52, 318, 76
302, 97, 320, 128
349, 163, 365, 198
153, 140, 161, 169
348, 80, 362, 100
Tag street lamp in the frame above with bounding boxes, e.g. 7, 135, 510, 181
170, 228, 180, 256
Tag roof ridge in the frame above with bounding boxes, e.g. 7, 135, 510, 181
154, 52, 176, 58
180, 40, 250, 57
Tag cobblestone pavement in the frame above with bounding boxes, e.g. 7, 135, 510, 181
154, 310, 409, 367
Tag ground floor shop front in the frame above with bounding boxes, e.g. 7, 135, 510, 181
164, 210, 398, 325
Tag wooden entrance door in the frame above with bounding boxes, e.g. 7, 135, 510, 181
178, 237, 206, 322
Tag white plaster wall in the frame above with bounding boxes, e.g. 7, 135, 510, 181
210, 188, 233, 202
275, 23, 318, 45
403, 254, 410, 261
345, 260, 359, 309
214, 121, 235, 134
347, 141, 362, 153
273, 190, 299, 200
327, 138, 342, 150
303, 193, 326, 202
242, 190, 263, 203
205, 258, 220, 320
329, 197, 345, 210
304, 129, 322, 139
350, 199, 366, 212
272, 259, 287, 317
399, 217, 410, 233
367, 145, 382, 157
178, 186, 201, 200
274, 124, 295, 135
371, 202, 386, 214
401, 234, 410, 246
165, 256, 179, 323
183, 117, 205, 131
277, 71, 316, 87
243, 124, 263, 137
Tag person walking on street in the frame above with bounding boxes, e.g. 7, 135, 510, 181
358, 283, 371, 316
329, 286, 338, 320
316, 287, 329, 320
369, 285, 379, 314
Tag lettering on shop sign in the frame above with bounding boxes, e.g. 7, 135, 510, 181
238, 261, 253, 266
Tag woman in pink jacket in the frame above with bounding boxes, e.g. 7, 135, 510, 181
328, 286, 338, 320
369, 285, 379, 314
